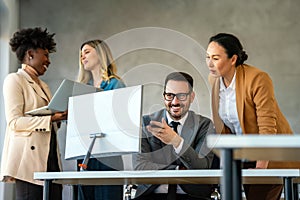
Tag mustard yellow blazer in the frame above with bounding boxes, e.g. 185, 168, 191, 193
209, 64, 300, 168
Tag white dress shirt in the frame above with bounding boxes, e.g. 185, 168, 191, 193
218, 72, 243, 135
154, 112, 188, 194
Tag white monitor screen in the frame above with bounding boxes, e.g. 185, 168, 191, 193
65, 85, 143, 160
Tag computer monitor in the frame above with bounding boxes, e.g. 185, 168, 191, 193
64, 85, 143, 160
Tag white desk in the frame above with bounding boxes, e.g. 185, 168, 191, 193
207, 134, 300, 200
34, 169, 300, 200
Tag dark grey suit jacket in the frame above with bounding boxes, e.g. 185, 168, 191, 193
133, 109, 215, 199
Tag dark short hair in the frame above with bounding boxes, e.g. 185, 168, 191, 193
9, 27, 56, 62
209, 33, 248, 66
164, 72, 193, 91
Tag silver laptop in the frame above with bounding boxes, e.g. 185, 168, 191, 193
25, 79, 101, 116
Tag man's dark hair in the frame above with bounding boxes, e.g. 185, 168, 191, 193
9, 27, 56, 62
164, 72, 193, 92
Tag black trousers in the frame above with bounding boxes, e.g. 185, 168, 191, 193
15, 128, 62, 200
15, 179, 62, 200
134, 193, 210, 200
77, 158, 123, 200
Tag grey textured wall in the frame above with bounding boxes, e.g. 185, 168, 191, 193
19, 0, 300, 132
1, 0, 300, 199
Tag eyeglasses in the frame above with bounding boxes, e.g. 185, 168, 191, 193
163, 92, 191, 101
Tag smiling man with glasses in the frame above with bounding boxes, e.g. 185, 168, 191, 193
133, 72, 216, 200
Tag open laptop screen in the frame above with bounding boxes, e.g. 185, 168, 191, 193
25, 79, 101, 116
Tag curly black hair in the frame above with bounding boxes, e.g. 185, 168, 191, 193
9, 27, 56, 62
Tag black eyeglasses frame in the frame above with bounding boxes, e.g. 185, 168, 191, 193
163, 91, 191, 101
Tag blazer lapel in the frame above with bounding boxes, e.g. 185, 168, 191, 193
235, 66, 245, 133
181, 112, 197, 145
40, 80, 52, 102
148, 110, 166, 148
164, 111, 179, 163
152, 110, 175, 163
18, 69, 50, 103
210, 75, 225, 133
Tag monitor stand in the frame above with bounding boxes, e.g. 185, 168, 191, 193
78, 133, 106, 171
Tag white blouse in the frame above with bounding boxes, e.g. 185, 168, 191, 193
218, 72, 243, 135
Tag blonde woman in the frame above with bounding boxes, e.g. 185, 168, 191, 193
77, 39, 125, 200
78, 39, 125, 89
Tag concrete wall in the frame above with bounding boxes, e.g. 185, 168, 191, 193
1, 0, 300, 199
17, 0, 300, 131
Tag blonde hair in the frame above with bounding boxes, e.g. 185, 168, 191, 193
77, 39, 120, 84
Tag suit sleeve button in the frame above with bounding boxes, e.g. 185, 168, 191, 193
31, 146, 35, 150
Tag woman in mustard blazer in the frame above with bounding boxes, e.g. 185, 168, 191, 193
206, 33, 298, 200
0, 27, 67, 200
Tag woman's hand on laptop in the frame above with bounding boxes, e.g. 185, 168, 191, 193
51, 110, 68, 122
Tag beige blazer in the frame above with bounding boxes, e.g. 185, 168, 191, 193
1, 68, 61, 185
209, 64, 300, 168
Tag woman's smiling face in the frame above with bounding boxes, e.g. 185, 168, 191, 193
29, 48, 51, 76
81, 44, 101, 71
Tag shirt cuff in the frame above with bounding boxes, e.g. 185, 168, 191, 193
174, 138, 184, 154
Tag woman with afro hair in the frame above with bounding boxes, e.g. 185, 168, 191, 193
0, 27, 67, 200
